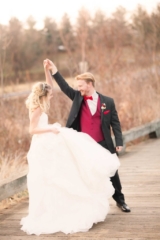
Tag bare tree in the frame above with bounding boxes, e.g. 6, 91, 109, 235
7, 18, 23, 83
0, 24, 11, 95
75, 8, 91, 72
59, 13, 76, 76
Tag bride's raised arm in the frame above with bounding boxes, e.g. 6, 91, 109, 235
43, 59, 54, 88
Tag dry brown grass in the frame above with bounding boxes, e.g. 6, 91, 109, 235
0, 77, 75, 94
96, 68, 160, 130
0, 98, 29, 183
0, 82, 33, 94
0, 152, 27, 184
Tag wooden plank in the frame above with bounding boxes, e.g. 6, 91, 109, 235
0, 138, 160, 239
0, 176, 27, 201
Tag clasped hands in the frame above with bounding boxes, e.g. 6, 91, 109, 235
43, 59, 57, 75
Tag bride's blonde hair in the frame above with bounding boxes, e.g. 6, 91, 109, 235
26, 82, 52, 113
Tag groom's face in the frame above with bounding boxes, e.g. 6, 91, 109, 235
77, 80, 90, 96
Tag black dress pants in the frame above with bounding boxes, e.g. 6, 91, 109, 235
98, 140, 125, 204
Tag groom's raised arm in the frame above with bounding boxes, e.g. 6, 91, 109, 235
45, 59, 76, 101
53, 72, 76, 101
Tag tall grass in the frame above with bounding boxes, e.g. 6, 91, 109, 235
96, 68, 160, 130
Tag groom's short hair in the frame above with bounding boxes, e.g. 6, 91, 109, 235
75, 72, 96, 87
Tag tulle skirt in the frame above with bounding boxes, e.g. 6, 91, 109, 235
20, 125, 120, 235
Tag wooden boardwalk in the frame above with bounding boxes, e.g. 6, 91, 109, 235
0, 138, 160, 240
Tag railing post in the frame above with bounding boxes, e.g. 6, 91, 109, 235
149, 127, 160, 138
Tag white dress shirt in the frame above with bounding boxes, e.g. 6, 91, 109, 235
86, 91, 99, 115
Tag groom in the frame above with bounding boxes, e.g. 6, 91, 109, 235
46, 59, 130, 213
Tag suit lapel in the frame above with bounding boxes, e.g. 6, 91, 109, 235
77, 95, 83, 111
97, 92, 105, 121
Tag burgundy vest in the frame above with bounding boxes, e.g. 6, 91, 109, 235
80, 96, 104, 142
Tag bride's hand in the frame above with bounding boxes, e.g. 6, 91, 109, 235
43, 59, 57, 74
51, 128, 59, 134
43, 59, 49, 70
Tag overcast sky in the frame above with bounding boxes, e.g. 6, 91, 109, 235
0, 0, 159, 28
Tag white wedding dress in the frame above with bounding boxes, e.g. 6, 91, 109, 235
20, 112, 120, 235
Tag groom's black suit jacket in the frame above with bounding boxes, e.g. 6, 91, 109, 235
53, 72, 123, 154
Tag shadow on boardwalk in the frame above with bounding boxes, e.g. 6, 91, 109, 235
0, 138, 160, 240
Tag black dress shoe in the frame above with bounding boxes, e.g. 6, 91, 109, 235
117, 203, 131, 212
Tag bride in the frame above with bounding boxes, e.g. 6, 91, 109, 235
20, 60, 120, 235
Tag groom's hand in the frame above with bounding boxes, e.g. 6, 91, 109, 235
116, 146, 123, 152
43, 59, 58, 75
